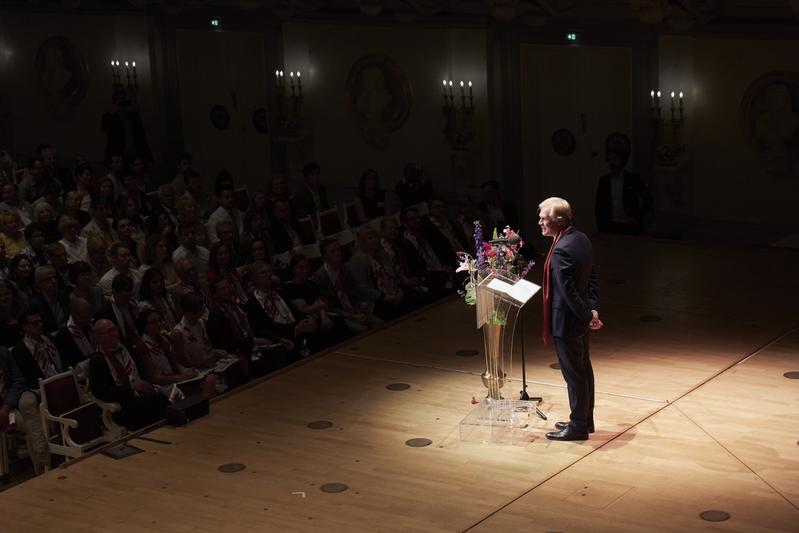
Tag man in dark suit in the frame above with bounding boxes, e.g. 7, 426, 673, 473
539, 197, 602, 441
30, 265, 70, 336
595, 148, 653, 235
12, 308, 64, 391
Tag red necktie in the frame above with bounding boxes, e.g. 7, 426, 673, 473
542, 226, 571, 346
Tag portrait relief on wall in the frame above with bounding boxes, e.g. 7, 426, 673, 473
740, 71, 799, 179
345, 54, 413, 149
35, 36, 89, 119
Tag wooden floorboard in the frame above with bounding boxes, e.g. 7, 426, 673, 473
2, 236, 798, 532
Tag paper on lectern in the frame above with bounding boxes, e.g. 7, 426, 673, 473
486, 278, 540, 304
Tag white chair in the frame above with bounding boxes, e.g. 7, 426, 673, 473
38, 369, 124, 459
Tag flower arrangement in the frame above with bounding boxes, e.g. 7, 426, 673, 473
456, 221, 534, 309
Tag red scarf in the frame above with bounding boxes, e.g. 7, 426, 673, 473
542, 225, 572, 346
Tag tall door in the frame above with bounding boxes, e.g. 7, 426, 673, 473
520, 44, 632, 235
176, 30, 271, 192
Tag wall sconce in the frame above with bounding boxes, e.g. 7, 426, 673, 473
442, 79, 475, 151
275, 69, 304, 138
650, 88, 685, 166
111, 59, 138, 102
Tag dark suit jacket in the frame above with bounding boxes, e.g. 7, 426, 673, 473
0, 346, 28, 410
269, 221, 304, 254
31, 291, 70, 336
53, 325, 93, 370
207, 304, 255, 354
244, 292, 304, 341
293, 184, 329, 218
420, 218, 469, 269
95, 300, 139, 350
312, 264, 361, 314
595, 171, 653, 233
549, 228, 599, 339
12, 340, 64, 391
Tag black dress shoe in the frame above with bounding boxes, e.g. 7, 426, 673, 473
555, 421, 594, 433
546, 427, 589, 441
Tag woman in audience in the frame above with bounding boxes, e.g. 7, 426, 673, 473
139, 233, 179, 291
240, 209, 272, 263
32, 201, 60, 243
119, 194, 148, 243
353, 168, 389, 225
68, 260, 105, 313
138, 267, 179, 329
176, 193, 200, 229
169, 292, 230, 372
147, 209, 178, 251
7, 254, 36, 307
207, 241, 246, 304
135, 309, 216, 399
121, 174, 150, 217
95, 176, 116, 206
0, 210, 28, 258
0, 279, 23, 348
73, 164, 94, 212
63, 191, 91, 228
21, 223, 49, 267
86, 234, 111, 279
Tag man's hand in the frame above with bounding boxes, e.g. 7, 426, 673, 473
279, 338, 295, 350
134, 380, 155, 393
589, 310, 604, 330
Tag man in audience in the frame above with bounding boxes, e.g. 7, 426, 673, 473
422, 196, 470, 266
53, 297, 96, 371
293, 162, 329, 219
171, 257, 208, 319
0, 346, 51, 475
595, 148, 653, 235
39, 143, 75, 193
82, 197, 119, 249
215, 220, 240, 266
98, 242, 141, 298
171, 152, 193, 198
381, 216, 446, 302
268, 197, 302, 254
0, 183, 33, 226
478, 179, 519, 232
246, 261, 317, 348
113, 216, 142, 268
157, 185, 180, 229
395, 163, 433, 210
12, 308, 64, 390
89, 319, 168, 430
181, 170, 209, 217
173, 224, 210, 279
46, 242, 72, 290
58, 215, 88, 263
19, 156, 62, 204
106, 153, 125, 199
401, 207, 452, 294
207, 183, 242, 243
314, 238, 381, 334
96, 274, 141, 350
31, 266, 70, 336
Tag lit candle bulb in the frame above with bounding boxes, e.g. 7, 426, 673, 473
442, 79, 447, 96
650, 90, 654, 106
297, 71, 302, 96
656, 90, 661, 106
679, 91, 684, 105
448, 80, 453, 97
468, 80, 473, 98
459, 80, 465, 97
670, 91, 675, 109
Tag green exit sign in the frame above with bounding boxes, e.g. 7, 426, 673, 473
567, 33, 578, 41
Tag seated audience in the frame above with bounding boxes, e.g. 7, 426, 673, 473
293, 162, 329, 219
0, 280, 23, 348
98, 242, 142, 298
134, 309, 216, 398
173, 223, 210, 280
171, 257, 209, 320
1, 183, 33, 226
12, 307, 64, 390
381, 215, 447, 302
30, 265, 70, 336
140, 233, 179, 291
82, 197, 118, 249
89, 319, 169, 430
8, 254, 36, 307
53, 297, 96, 371
58, 215, 88, 263
207, 183, 242, 243
96, 274, 141, 351
32, 202, 60, 244
478, 179, 519, 233
113, 215, 142, 268
45, 242, 71, 290
353, 168, 389, 225
169, 292, 228, 370
22, 223, 50, 267
268, 197, 303, 255
86, 234, 111, 279
313, 238, 382, 335
68, 261, 106, 313
139, 267, 179, 330
0, 346, 51, 475
1, 211, 28, 258
207, 241, 246, 304
62, 191, 91, 228
394, 163, 433, 210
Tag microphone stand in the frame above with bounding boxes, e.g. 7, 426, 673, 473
518, 314, 547, 420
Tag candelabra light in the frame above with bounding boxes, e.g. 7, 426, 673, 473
111, 59, 138, 103
442, 79, 475, 151
650, 88, 685, 166
275, 69, 304, 138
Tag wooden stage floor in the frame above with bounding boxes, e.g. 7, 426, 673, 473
3, 235, 799, 532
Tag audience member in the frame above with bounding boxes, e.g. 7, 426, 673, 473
12, 307, 64, 390
595, 148, 653, 235
45, 242, 71, 290
348, 226, 405, 321
395, 163, 433, 209
22, 223, 50, 267
1, 183, 33, 226
173, 224, 210, 279
268, 197, 303, 255
0, 280, 23, 347
30, 266, 70, 336
140, 233, 179, 290
293, 162, 329, 219
82, 197, 118, 249
96, 274, 141, 351
1, 210, 28, 258
58, 215, 88, 263
353, 168, 389, 225
138, 268, 179, 329
8, 254, 36, 306
207, 183, 242, 244
207, 241, 246, 304
53, 297, 96, 371
478, 179, 519, 232
86, 235, 111, 279
68, 261, 105, 313
170, 152, 193, 198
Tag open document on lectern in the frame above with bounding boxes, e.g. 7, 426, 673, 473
486, 278, 541, 304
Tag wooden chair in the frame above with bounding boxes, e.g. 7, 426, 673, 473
318, 207, 343, 237
38, 369, 124, 459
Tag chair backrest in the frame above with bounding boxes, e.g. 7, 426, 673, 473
318, 207, 343, 236
297, 216, 317, 245
344, 202, 359, 229
41, 371, 82, 417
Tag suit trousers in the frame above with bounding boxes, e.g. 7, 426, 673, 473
13, 390, 51, 474
553, 334, 595, 432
